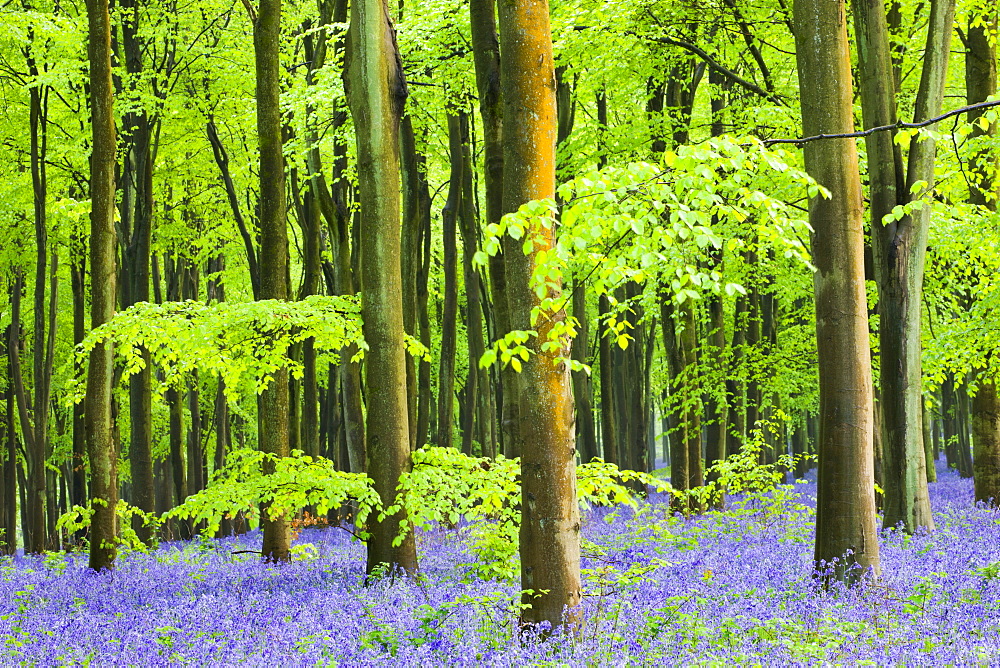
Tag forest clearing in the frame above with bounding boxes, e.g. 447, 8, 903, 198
1, 0, 1000, 663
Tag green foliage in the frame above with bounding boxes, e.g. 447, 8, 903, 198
56, 500, 162, 552
166, 448, 381, 538
65, 296, 364, 404
398, 447, 668, 580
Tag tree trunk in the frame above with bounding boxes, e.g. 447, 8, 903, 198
344, 0, 419, 574
922, 398, 937, 483
943, 377, 958, 469
254, 0, 291, 563
853, 0, 952, 534
598, 294, 618, 465
437, 113, 463, 450
680, 300, 703, 498
400, 114, 424, 451
1, 338, 15, 555
470, 0, 515, 460
794, 0, 881, 583
27, 60, 50, 552
958, 382, 974, 478
85, 0, 119, 571
119, 0, 156, 547
572, 281, 598, 462
661, 297, 688, 510
973, 380, 1000, 504
458, 113, 487, 456
497, 0, 580, 628
71, 242, 87, 512
967, 7, 998, 503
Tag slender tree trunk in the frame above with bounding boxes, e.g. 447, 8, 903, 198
794, 0, 881, 583
437, 113, 463, 450
661, 297, 688, 509
943, 377, 958, 469
958, 382, 974, 478
497, 0, 580, 628
85, 0, 119, 571
345, 0, 419, 574
572, 282, 598, 462
415, 190, 433, 454
921, 398, 935, 483
0, 337, 14, 555
400, 114, 423, 451
470, 0, 518, 459
679, 300, 703, 498
254, 0, 291, 563
598, 294, 618, 465
27, 65, 50, 552
458, 113, 486, 456
71, 241, 87, 511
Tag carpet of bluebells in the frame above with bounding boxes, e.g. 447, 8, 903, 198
2, 460, 1000, 665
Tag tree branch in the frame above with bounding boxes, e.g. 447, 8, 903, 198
763, 100, 1000, 146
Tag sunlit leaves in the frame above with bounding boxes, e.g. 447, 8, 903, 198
66, 295, 364, 404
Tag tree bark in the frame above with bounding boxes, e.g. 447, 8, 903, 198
437, 113, 463, 451
921, 398, 936, 483
253, 0, 291, 563
598, 294, 618, 465
852, 0, 952, 534
470, 0, 518, 459
794, 0, 881, 583
85, 0, 119, 571
344, 0, 419, 574
458, 113, 488, 456
400, 114, 424, 451
497, 0, 580, 628
572, 282, 598, 462
967, 8, 999, 503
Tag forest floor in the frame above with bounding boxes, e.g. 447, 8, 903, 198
1, 460, 998, 666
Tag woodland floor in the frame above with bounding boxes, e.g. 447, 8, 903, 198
1, 460, 998, 666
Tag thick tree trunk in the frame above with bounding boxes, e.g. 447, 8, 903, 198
794, 0, 881, 583
967, 9, 998, 502
119, 0, 156, 547
853, 0, 952, 534
973, 380, 1000, 504
254, 0, 291, 563
85, 0, 119, 571
497, 0, 580, 628
345, 0, 419, 574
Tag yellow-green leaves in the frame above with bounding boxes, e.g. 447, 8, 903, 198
66, 295, 364, 404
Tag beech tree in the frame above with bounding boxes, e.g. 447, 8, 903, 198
794, 0, 881, 583
345, 0, 419, 574
253, 0, 292, 562
84, 0, 119, 571
852, 0, 954, 533
497, 0, 581, 628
